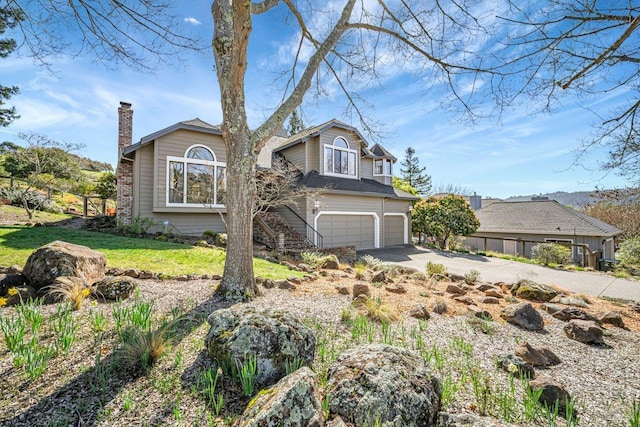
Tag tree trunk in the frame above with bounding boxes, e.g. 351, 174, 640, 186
213, 0, 258, 301
219, 143, 259, 301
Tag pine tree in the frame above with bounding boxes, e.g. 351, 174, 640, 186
0, 7, 23, 127
400, 147, 431, 197
288, 110, 305, 136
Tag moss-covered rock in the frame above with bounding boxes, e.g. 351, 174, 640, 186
205, 307, 316, 388
239, 367, 323, 426
326, 344, 440, 426
511, 279, 559, 302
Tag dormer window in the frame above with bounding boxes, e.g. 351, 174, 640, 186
374, 159, 392, 176
324, 136, 357, 178
167, 144, 226, 206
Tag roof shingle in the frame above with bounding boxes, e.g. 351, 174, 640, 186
475, 200, 622, 237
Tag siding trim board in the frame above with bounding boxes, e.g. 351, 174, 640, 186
314, 211, 380, 249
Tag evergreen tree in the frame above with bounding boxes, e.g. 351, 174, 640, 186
400, 147, 431, 197
0, 7, 23, 127
288, 110, 305, 136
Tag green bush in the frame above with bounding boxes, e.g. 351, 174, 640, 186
0, 186, 63, 214
116, 216, 156, 236
618, 237, 640, 272
531, 242, 571, 266
426, 261, 447, 277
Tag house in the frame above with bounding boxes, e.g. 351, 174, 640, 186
115, 102, 417, 251
463, 200, 622, 265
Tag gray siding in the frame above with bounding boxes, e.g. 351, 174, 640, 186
464, 232, 606, 263
361, 157, 373, 179
308, 136, 320, 172
280, 143, 306, 172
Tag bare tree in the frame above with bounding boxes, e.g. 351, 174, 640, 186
254, 156, 309, 215
500, 1, 640, 185
6, 1, 503, 301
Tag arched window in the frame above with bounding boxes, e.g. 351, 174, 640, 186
324, 136, 357, 177
167, 145, 226, 206
186, 146, 215, 161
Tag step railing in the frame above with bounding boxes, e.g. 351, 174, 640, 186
282, 205, 323, 249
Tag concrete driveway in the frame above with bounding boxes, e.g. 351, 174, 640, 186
359, 246, 640, 302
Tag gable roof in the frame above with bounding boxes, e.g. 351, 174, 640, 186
369, 143, 397, 161
123, 118, 221, 156
475, 200, 622, 237
271, 119, 369, 154
299, 171, 418, 200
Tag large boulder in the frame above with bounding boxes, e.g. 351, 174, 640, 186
511, 280, 559, 302
326, 344, 440, 426
239, 367, 324, 427
22, 241, 106, 290
205, 307, 316, 388
501, 302, 545, 331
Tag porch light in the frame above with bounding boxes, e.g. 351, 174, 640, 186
408, 205, 413, 213
313, 199, 321, 214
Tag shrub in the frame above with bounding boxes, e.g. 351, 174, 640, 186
117, 216, 156, 236
531, 242, 571, 266
357, 254, 382, 269
0, 187, 63, 214
618, 237, 640, 272
464, 269, 481, 285
301, 251, 324, 268
426, 261, 447, 277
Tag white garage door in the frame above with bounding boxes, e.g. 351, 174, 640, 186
384, 216, 404, 246
317, 214, 375, 249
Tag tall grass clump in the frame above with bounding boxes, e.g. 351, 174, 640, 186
45, 279, 91, 311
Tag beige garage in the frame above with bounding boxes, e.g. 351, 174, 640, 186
316, 213, 376, 249
384, 214, 406, 246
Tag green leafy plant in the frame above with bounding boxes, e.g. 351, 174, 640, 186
627, 398, 640, 427
52, 303, 77, 353
116, 215, 157, 236
237, 354, 258, 396
618, 236, 640, 273
357, 254, 382, 269
0, 313, 27, 353
426, 261, 447, 277
463, 269, 481, 285
284, 357, 306, 375
531, 242, 572, 266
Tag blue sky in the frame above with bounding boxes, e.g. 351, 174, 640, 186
0, 1, 630, 199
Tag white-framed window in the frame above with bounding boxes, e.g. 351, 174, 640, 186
324, 137, 357, 178
167, 145, 226, 206
374, 158, 392, 176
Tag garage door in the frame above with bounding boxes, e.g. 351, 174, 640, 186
317, 214, 375, 249
384, 216, 404, 246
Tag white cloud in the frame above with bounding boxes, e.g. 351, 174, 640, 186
184, 17, 202, 25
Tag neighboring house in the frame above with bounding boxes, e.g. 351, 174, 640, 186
116, 102, 417, 250
463, 200, 622, 265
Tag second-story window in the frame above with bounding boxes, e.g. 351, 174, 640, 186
374, 159, 392, 176
324, 137, 357, 177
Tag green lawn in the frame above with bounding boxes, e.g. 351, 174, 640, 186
0, 226, 298, 279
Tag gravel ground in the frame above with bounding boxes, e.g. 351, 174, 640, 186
1, 273, 639, 426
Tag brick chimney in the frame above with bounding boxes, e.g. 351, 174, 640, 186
118, 102, 133, 150
116, 102, 134, 225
